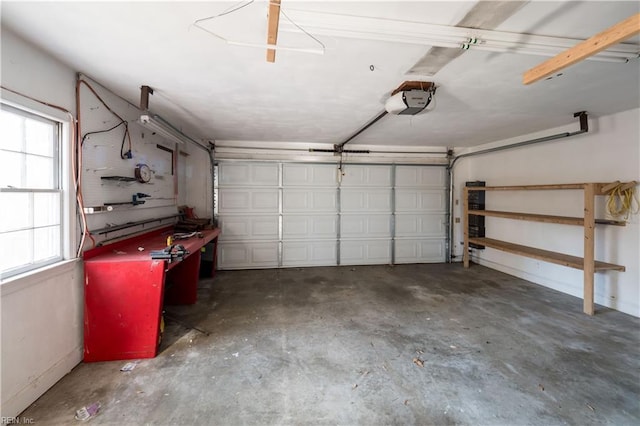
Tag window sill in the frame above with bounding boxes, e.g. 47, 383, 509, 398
0, 258, 81, 297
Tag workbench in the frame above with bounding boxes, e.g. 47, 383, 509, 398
83, 226, 220, 362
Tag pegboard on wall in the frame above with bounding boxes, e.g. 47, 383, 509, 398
177, 143, 212, 218
78, 75, 180, 246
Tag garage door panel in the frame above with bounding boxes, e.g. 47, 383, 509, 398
312, 216, 338, 236
341, 165, 392, 187
313, 192, 338, 211
218, 163, 250, 186
253, 245, 277, 263
283, 189, 337, 212
218, 190, 249, 211
369, 192, 392, 210
396, 166, 446, 187
395, 214, 446, 237
394, 166, 446, 264
219, 215, 279, 241
395, 239, 446, 263
283, 164, 337, 186
283, 215, 337, 239
341, 214, 391, 238
220, 218, 248, 239
219, 188, 279, 213
396, 189, 446, 212
252, 164, 279, 185
253, 191, 279, 211
218, 162, 447, 269
218, 242, 279, 269
283, 241, 337, 266
340, 240, 391, 265
341, 192, 364, 211
341, 189, 391, 212
396, 240, 418, 260
282, 216, 307, 238
219, 162, 278, 186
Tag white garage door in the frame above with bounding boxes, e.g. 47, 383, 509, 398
216, 162, 447, 269
217, 162, 280, 269
282, 163, 338, 267
340, 165, 393, 265
394, 166, 447, 263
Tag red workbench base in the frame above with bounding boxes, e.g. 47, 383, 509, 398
84, 259, 165, 362
164, 249, 201, 305
82, 226, 219, 362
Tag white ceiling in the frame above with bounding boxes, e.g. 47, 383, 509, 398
1, 1, 639, 148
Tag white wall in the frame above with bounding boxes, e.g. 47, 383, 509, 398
1, 28, 82, 417
77, 75, 182, 245
1, 26, 214, 417
0, 261, 82, 417
178, 142, 212, 219
452, 109, 640, 317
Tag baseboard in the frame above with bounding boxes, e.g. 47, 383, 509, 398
1, 346, 82, 418
473, 257, 639, 317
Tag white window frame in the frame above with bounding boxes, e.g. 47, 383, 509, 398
0, 89, 75, 282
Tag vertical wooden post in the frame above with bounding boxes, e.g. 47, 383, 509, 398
463, 186, 470, 268
583, 183, 596, 315
266, 0, 281, 62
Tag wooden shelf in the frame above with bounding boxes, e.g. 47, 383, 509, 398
101, 176, 137, 182
463, 181, 630, 315
465, 183, 589, 191
468, 210, 626, 227
464, 181, 636, 195
468, 237, 626, 272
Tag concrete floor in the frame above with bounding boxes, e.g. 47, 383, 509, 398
21, 264, 640, 425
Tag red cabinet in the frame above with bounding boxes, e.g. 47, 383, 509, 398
83, 226, 219, 362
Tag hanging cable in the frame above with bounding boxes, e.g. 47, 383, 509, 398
75, 77, 142, 252
79, 120, 130, 159
77, 79, 132, 159
606, 182, 639, 220
76, 79, 93, 253
80, 121, 126, 146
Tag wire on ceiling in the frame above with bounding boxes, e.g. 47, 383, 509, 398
193, 0, 255, 32
192, 0, 325, 55
280, 8, 326, 51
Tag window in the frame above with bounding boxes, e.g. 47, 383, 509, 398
0, 104, 63, 279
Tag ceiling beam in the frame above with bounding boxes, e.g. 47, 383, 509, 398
407, 1, 529, 77
266, 0, 281, 63
523, 13, 640, 85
